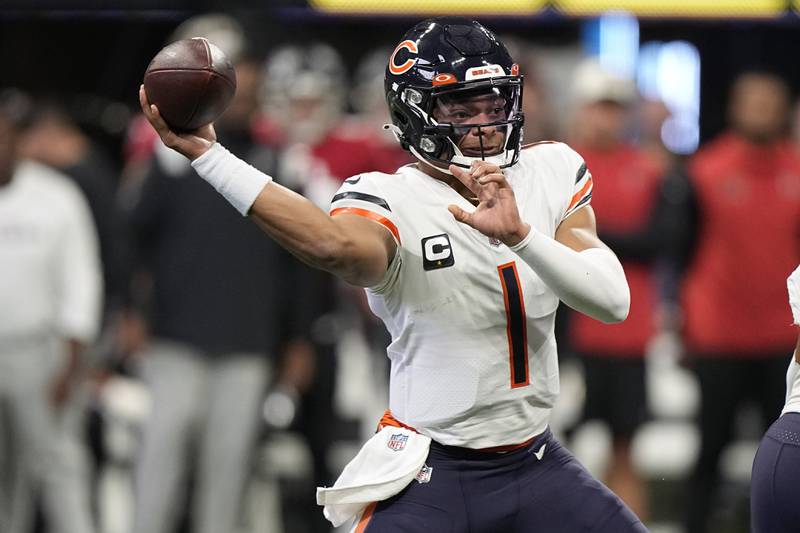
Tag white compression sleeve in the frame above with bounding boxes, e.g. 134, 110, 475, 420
191, 142, 272, 216
509, 228, 630, 323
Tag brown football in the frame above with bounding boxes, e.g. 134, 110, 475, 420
143, 37, 236, 131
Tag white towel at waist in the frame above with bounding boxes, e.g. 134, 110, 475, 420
316, 426, 431, 527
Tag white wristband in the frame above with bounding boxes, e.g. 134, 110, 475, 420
510, 227, 630, 324
191, 142, 272, 216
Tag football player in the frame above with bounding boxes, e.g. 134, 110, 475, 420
750, 265, 800, 532
140, 17, 646, 533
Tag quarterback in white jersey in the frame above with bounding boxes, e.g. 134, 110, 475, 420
140, 16, 644, 533
329, 142, 592, 448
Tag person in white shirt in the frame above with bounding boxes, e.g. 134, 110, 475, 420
138, 17, 646, 533
750, 264, 800, 532
0, 99, 101, 533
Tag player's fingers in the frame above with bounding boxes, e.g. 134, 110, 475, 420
138, 85, 150, 114
470, 160, 502, 178
139, 86, 174, 137
475, 172, 507, 187
149, 105, 181, 146
477, 181, 500, 203
449, 165, 481, 195
139, 86, 161, 128
149, 105, 168, 130
448, 204, 474, 227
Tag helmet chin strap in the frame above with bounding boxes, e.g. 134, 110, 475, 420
408, 147, 509, 176
450, 153, 511, 170
440, 137, 511, 174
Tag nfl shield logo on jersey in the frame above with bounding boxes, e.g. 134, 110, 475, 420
387, 433, 409, 452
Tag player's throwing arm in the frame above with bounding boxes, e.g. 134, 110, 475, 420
138, 86, 396, 288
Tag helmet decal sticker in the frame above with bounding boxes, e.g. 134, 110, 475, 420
389, 40, 419, 75
465, 64, 505, 81
432, 73, 458, 86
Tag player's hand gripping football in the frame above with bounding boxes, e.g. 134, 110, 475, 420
139, 85, 216, 161
448, 161, 531, 247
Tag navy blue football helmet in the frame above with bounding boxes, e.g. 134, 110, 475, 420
384, 18, 524, 172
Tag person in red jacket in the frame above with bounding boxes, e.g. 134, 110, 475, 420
567, 60, 665, 520
678, 71, 800, 533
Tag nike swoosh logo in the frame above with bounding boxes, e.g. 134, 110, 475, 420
534, 443, 546, 461
344, 176, 361, 185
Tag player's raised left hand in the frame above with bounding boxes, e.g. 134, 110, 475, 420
448, 161, 531, 246
139, 85, 216, 161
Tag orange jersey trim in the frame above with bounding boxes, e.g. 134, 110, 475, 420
567, 175, 593, 213
330, 207, 401, 244
355, 502, 377, 533
477, 434, 538, 453
377, 409, 419, 433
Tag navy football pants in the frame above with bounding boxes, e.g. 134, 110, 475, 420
751, 412, 800, 533
359, 428, 648, 532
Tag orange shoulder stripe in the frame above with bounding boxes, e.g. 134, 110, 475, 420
566, 175, 593, 213
330, 207, 401, 244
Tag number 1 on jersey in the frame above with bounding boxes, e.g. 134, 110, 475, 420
498, 262, 529, 388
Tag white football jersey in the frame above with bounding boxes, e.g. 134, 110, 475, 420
330, 142, 593, 448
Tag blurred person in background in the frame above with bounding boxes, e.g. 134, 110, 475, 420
750, 264, 800, 532
497, 37, 556, 144
0, 91, 102, 533
15, 100, 124, 532
566, 60, 666, 520
675, 71, 800, 533
348, 47, 416, 173
122, 17, 319, 533
260, 43, 410, 204
260, 42, 350, 208
635, 98, 675, 174
17, 104, 125, 324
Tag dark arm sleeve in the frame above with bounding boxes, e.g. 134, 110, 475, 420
599, 163, 699, 268
651, 162, 700, 307
117, 159, 168, 312
282, 258, 338, 346
599, 227, 660, 263
658, 164, 700, 276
